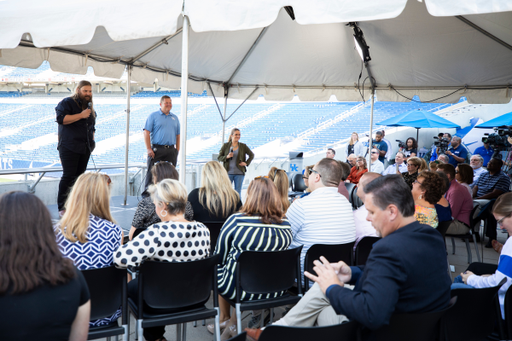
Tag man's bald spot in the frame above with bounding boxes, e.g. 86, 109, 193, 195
360, 172, 382, 189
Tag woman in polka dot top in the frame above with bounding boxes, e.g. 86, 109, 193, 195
114, 178, 210, 341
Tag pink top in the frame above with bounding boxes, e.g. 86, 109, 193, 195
446, 180, 473, 226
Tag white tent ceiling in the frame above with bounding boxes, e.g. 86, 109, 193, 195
1, 0, 512, 103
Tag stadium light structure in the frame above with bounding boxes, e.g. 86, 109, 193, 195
349, 22, 371, 62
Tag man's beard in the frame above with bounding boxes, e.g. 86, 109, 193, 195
79, 93, 92, 103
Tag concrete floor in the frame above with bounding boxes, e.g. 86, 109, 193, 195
91, 224, 507, 341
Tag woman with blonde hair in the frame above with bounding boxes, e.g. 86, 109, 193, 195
207, 176, 293, 339
115, 179, 211, 341
268, 167, 290, 212
347, 132, 366, 157
218, 128, 255, 198
188, 161, 242, 222
55, 172, 123, 327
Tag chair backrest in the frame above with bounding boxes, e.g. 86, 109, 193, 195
374, 296, 457, 341
286, 172, 295, 189
293, 173, 307, 192
139, 254, 219, 310
442, 278, 506, 341
436, 220, 451, 239
354, 237, 381, 266
351, 186, 364, 210
469, 204, 480, 231
236, 247, 303, 301
345, 182, 356, 204
304, 243, 354, 289
81, 266, 127, 321
202, 221, 225, 253
259, 320, 359, 341
503, 282, 512, 339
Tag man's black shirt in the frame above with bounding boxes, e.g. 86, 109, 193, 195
56, 96, 96, 154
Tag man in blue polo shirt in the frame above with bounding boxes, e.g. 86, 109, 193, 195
473, 142, 494, 167
143, 95, 180, 190
473, 158, 511, 247
446, 136, 467, 167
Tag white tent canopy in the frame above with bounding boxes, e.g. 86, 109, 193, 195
1, 0, 512, 103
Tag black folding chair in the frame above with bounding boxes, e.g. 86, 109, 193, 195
441, 278, 506, 341
303, 242, 354, 290
354, 236, 381, 266
258, 320, 359, 341
128, 255, 221, 341
497, 280, 512, 340
445, 204, 481, 263
351, 186, 364, 210
373, 296, 457, 341
202, 221, 225, 253
345, 182, 356, 205
81, 266, 128, 341
222, 247, 303, 334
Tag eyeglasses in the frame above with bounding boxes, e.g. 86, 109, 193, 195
302, 176, 308, 180
413, 179, 423, 186
497, 213, 511, 227
371, 151, 378, 154
310, 169, 321, 177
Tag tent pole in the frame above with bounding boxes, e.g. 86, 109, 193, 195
416, 128, 419, 144
221, 87, 228, 144
123, 65, 132, 206
368, 92, 375, 172
179, 14, 189, 184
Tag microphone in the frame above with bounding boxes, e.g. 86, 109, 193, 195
229, 147, 233, 159
88, 102, 92, 109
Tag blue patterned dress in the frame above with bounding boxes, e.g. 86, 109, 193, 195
55, 214, 123, 327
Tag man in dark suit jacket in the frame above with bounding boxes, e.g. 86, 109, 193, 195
245, 175, 451, 340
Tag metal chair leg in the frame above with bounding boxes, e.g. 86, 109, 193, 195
465, 238, 472, 264
473, 232, 482, 263
236, 303, 242, 334
177, 323, 182, 341
193, 321, 197, 327
122, 322, 129, 341
451, 236, 456, 255
137, 319, 143, 341
183, 322, 187, 341
269, 308, 274, 325
214, 307, 221, 341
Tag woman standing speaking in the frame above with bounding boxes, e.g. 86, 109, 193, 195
218, 128, 254, 198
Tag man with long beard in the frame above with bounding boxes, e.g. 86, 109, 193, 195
55, 80, 96, 215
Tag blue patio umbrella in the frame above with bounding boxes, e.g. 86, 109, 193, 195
377, 109, 461, 141
474, 111, 512, 128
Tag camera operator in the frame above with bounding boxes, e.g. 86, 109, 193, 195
446, 136, 467, 167
473, 141, 494, 167
428, 132, 445, 162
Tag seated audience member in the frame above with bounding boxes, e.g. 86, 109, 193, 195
115, 179, 210, 341
245, 175, 451, 340
456, 163, 474, 196
412, 171, 445, 228
287, 158, 356, 283
326, 148, 335, 159
372, 131, 388, 164
452, 192, 512, 317
429, 160, 440, 172
435, 171, 452, 225
346, 156, 368, 184
429, 132, 445, 162
55, 172, 123, 327
368, 148, 385, 174
473, 158, 511, 247
420, 158, 428, 172
130, 162, 193, 240
470, 155, 488, 187
446, 136, 468, 167
296, 165, 314, 199
382, 151, 407, 175
352, 172, 380, 245
473, 141, 494, 167
401, 156, 421, 189
268, 167, 291, 212
0, 192, 90, 340
212, 176, 293, 339
436, 164, 473, 235
438, 154, 449, 164
188, 161, 241, 222
347, 153, 358, 168
400, 137, 418, 161
337, 161, 351, 201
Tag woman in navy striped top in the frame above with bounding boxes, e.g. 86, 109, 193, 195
211, 176, 293, 340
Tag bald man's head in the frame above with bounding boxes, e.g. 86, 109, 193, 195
357, 172, 382, 202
